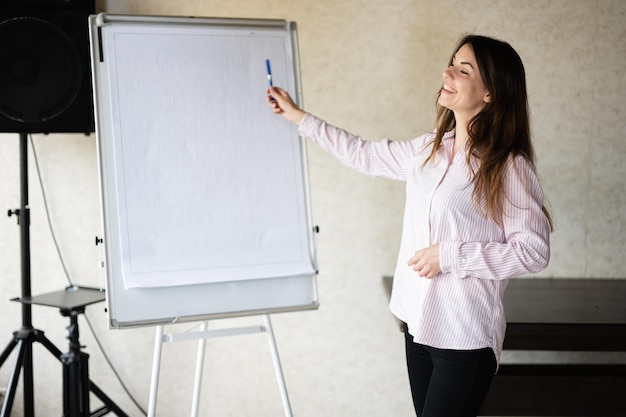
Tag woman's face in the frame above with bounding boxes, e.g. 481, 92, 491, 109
438, 43, 491, 119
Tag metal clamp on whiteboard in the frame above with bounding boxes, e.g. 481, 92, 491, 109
95, 12, 107, 27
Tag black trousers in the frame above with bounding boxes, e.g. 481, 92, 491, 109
404, 330, 496, 417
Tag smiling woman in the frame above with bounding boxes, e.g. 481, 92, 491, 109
438, 44, 491, 145
266, 33, 552, 417
429, 35, 553, 234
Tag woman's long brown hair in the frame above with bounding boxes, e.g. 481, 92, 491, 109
425, 35, 553, 230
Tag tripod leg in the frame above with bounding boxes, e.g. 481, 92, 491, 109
89, 381, 129, 417
0, 338, 18, 367
0, 337, 19, 416
22, 341, 35, 417
1, 328, 64, 417
33, 328, 64, 360
1, 339, 25, 417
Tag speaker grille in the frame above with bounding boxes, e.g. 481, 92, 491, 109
0, 17, 82, 123
0, 1, 95, 134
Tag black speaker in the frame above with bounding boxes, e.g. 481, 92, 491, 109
0, 0, 95, 134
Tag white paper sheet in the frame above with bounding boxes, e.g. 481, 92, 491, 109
102, 24, 315, 288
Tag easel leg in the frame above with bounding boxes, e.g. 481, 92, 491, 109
263, 315, 293, 417
148, 325, 164, 417
148, 317, 293, 417
190, 321, 208, 417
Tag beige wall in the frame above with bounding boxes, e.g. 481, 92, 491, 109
1, 0, 624, 416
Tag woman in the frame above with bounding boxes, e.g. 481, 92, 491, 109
267, 34, 552, 417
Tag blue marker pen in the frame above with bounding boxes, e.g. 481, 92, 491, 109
266, 59, 273, 87
266, 59, 275, 101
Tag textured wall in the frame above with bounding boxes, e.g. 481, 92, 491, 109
0, 0, 624, 416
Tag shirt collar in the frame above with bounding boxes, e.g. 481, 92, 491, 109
442, 128, 456, 140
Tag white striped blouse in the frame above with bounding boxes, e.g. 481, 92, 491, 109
298, 113, 551, 364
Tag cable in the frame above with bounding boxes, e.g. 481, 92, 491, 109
29, 135, 74, 288
29, 134, 148, 416
84, 314, 148, 415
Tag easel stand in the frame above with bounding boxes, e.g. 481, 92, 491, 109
148, 314, 293, 417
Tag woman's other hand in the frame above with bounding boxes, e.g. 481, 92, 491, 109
407, 245, 441, 279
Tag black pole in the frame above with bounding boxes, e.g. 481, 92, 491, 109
19, 133, 32, 326
18, 132, 35, 417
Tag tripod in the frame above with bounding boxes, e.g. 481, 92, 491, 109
0, 133, 127, 417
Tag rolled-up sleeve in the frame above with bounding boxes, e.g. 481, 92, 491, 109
443, 155, 550, 280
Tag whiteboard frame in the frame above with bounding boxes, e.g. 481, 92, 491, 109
89, 13, 318, 328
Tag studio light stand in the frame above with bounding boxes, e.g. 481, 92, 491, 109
0, 133, 128, 417
1, 133, 50, 417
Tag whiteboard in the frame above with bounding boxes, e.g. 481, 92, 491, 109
89, 14, 318, 327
